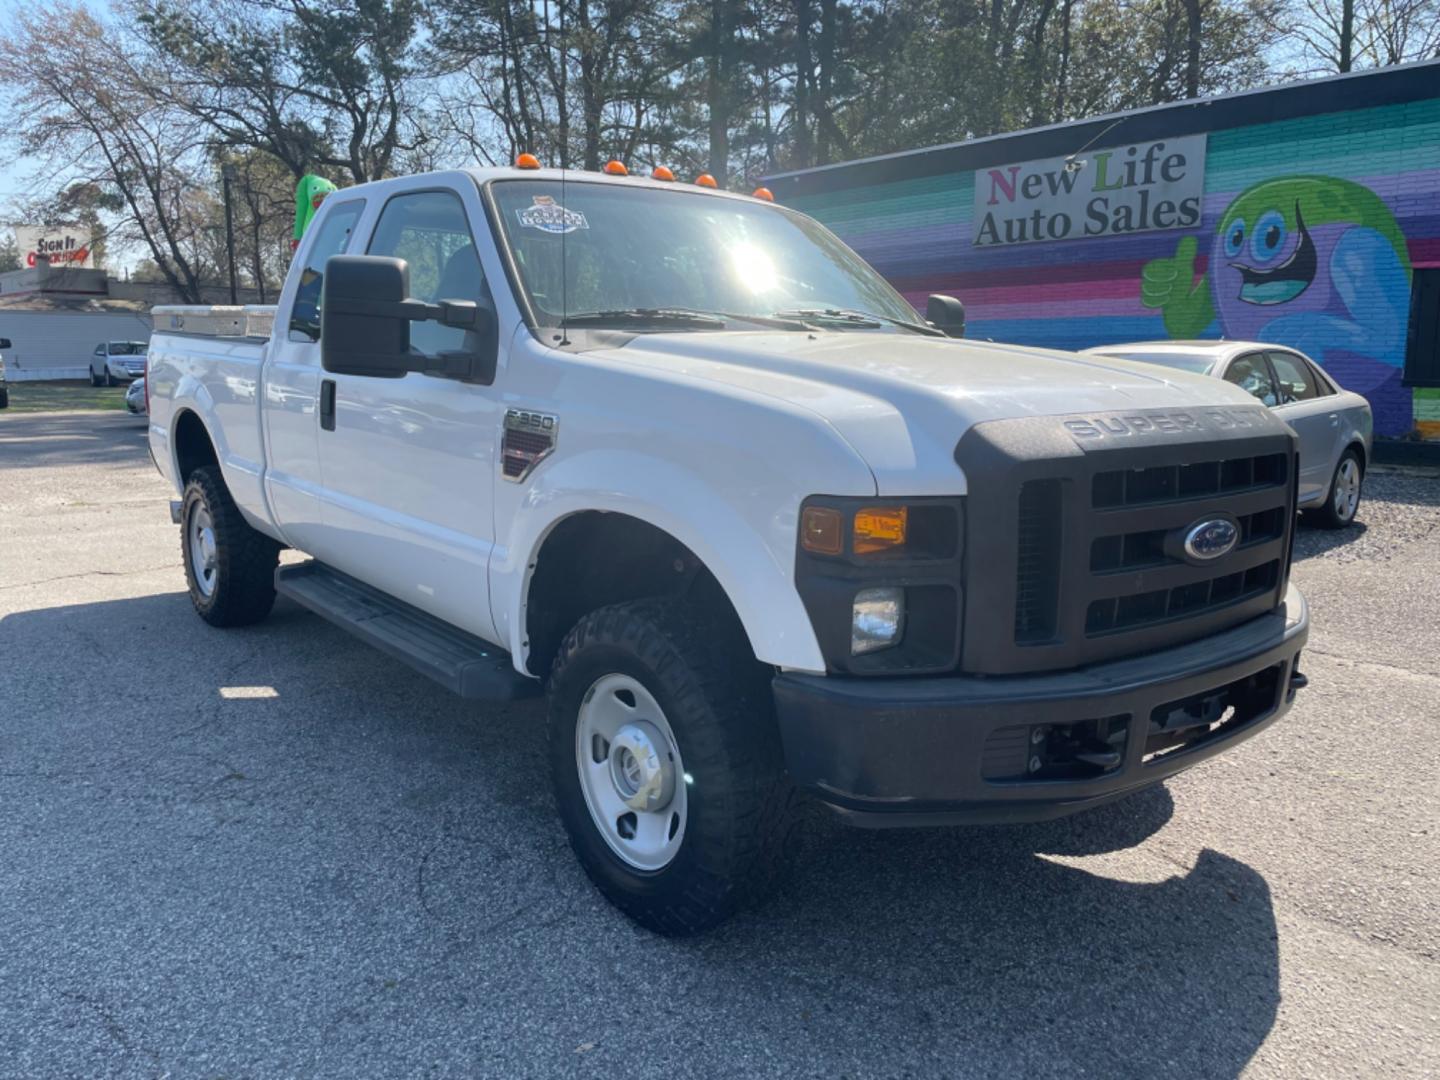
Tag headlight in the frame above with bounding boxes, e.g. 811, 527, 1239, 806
852, 587, 905, 654
794, 496, 964, 674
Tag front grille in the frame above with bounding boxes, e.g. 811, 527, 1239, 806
1089, 506, 1287, 573
1092, 453, 1287, 508
956, 406, 1296, 676
1085, 558, 1280, 635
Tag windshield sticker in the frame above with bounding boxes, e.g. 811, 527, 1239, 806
516, 195, 588, 235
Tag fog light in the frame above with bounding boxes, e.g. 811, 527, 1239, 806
852, 587, 904, 655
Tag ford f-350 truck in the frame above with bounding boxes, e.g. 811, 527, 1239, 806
146, 164, 1309, 934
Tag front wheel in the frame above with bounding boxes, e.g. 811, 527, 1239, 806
547, 598, 795, 935
89, 366, 103, 388
1307, 448, 1364, 529
181, 465, 280, 626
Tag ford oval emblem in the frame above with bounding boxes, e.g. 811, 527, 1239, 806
1184, 518, 1239, 561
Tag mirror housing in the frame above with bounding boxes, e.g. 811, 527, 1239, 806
926, 294, 966, 338
320, 255, 498, 383
322, 256, 413, 378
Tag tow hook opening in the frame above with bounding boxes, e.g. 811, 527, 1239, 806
982, 714, 1130, 782
1144, 663, 1284, 765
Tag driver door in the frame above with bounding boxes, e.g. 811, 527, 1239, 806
315, 187, 504, 643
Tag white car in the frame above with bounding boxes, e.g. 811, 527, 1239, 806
1085, 341, 1373, 528
89, 340, 148, 386
144, 165, 1310, 933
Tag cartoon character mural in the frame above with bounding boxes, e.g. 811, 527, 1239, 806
1141, 176, 1413, 434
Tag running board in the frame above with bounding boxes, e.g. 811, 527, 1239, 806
275, 561, 540, 701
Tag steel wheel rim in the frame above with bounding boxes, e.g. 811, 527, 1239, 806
189, 505, 218, 597
575, 673, 687, 871
1334, 458, 1360, 520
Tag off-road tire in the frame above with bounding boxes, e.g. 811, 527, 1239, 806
547, 598, 798, 935
181, 465, 280, 627
1305, 447, 1364, 530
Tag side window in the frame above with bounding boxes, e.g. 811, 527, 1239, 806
287, 200, 365, 343
366, 190, 486, 358
1267, 351, 1319, 404
1224, 353, 1278, 406
94, 344, 105, 356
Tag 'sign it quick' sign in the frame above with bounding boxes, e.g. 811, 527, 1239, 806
973, 135, 1207, 247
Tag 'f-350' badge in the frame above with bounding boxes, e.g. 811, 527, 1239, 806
502, 409, 558, 481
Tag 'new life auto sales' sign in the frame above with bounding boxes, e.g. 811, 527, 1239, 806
972, 134, 1207, 247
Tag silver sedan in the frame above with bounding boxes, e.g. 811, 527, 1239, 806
1084, 341, 1373, 528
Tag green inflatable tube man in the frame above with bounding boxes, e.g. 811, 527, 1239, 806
292, 174, 337, 249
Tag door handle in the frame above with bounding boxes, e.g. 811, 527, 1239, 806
320, 379, 336, 432
1329, 413, 1339, 427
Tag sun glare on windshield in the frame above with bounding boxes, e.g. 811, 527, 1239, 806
728, 243, 778, 294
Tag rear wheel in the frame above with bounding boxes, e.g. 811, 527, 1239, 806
547, 598, 795, 935
1307, 448, 1364, 529
181, 465, 280, 626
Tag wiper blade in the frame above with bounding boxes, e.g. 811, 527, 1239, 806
562, 307, 814, 331
562, 308, 726, 328
771, 307, 943, 336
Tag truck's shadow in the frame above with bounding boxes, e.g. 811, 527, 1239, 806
1, 591, 1279, 1077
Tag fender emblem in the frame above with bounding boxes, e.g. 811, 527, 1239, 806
502, 409, 558, 482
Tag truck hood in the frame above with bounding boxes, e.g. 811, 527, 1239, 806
600, 331, 1261, 494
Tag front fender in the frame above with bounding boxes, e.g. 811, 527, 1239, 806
492, 449, 870, 676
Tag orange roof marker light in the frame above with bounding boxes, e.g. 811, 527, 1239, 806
515, 152, 541, 169
651, 165, 675, 181
603, 159, 629, 176
752, 186, 774, 201
695, 173, 718, 188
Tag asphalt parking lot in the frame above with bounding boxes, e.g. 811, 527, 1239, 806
1, 408, 1437, 1079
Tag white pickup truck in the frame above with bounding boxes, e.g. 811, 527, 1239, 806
146, 165, 1310, 934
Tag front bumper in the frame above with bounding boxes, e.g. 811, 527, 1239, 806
774, 584, 1309, 827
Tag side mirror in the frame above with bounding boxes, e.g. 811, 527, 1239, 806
322, 256, 413, 378
321, 255, 499, 383
926, 294, 966, 338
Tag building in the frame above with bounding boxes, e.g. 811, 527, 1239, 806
767, 60, 1440, 440
0, 261, 265, 380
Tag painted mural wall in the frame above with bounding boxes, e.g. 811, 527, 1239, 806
788, 98, 1440, 438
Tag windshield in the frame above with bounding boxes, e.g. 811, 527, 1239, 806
1093, 350, 1214, 374
109, 342, 147, 355
489, 179, 921, 331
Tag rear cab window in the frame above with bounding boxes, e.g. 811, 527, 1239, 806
288, 200, 366, 343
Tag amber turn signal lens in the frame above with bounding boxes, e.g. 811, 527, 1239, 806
752, 186, 774, 201
853, 507, 908, 555
695, 173, 718, 188
651, 165, 675, 181
604, 159, 629, 175
801, 507, 844, 555
515, 152, 541, 169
